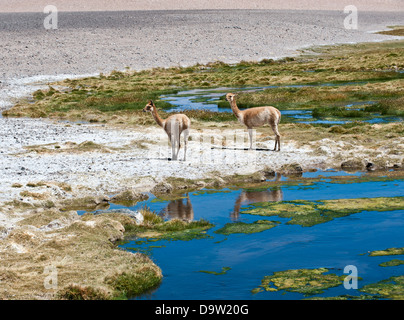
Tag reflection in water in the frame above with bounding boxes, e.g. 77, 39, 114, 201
231, 188, 283, 220
160, 194, 194, 221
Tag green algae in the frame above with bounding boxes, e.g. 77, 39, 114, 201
198, 267, 232, 275
368, 247, 404, 256
379, 259, 404, 267
124, 213, 214, 242
214, 220, 280, 235
192, 189, 232, 196
359, 276, 404, 300
242, 196, 404, 227
252, 268, 346, 296
150, 195, 187, 203
105, 268, 162, 299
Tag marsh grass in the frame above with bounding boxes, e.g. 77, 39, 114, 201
252, 268, 346, 296
124, 207, 214, 241
57, 284, 110, 300
359, 276, 404, 300
242, 196, 404, 227
368, 247, 404, 256
3, 40, 404, 125
214, 220, 280, 235
364, 96, 404, 117
198, 267, 232, 275
379, 259, 404, 267
377, 26, 404, 37
0, 207, 163, 300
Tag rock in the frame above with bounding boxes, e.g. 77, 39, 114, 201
151, 182, 173, 194
341, 159, 365, 171
43, 219, 63, 230
279, 163, 303, 176
260, 167, 276, 178
94, 208, 144, 225
111, 190, 148, 203
194, 181, 207, 188
93, 196, 110, 205
366, 162, 375, 171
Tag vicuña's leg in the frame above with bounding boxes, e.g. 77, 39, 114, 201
248, 128, 253, 150
175, 137, 181, 160
183, 129, 189, 161
174, 128, 182, 160
170, 134, 177, 160
271, 124, 281, 151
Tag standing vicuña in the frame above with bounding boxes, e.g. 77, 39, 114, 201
143, 100, 191, 161
225, 93, 281, 151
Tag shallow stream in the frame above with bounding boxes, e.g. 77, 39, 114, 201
160, 85, 403, 124
105, 170, 404, 299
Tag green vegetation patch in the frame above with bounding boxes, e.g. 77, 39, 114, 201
192, 189, 232, 196
105, 268, 162, 299
4, 40, 404, 125
57, 284, 110, 300
379, 259, 404, 267
214, 220, 280, 235
364, 96, 404, 117
252, 268, 345, 296
198, 267, 232, 275
377, 26, 404, 37
359, 276, 404, 300
368, 247, 404, 256
242, 196, 404, 227
124, 208, 214, 242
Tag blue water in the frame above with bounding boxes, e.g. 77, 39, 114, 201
113, 171, 404, 300
160, 86, 403, 124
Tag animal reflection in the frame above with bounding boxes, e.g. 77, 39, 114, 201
160, 193, 194, 221
231, 187, 284, 220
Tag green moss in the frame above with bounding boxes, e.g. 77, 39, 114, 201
198, 267, 231, 275
214, 220, 280, 235
252, 268, 346, 296
365, 96, 404, 117
192, 189, 232, 196
105, 268, 162, 299
359, 276, 404, 300
242, 196, 404, 227
157, 219, 213, 241
124, 209, 214, 242
379, 259, 404, 267
368, 247, 404, 256
57, 284, 110, 300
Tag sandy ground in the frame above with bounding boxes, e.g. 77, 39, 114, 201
1, 0, 403, 12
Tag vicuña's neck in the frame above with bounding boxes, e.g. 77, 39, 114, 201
230, 100, 242, 118
152, 107, 164, 127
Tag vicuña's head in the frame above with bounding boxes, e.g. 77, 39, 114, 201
143, 100, 155, 112
225, 93, 237, 102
